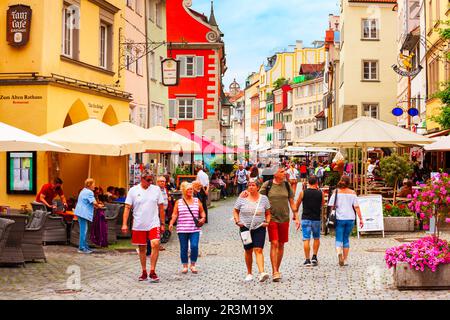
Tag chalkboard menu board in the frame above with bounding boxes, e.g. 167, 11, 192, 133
176, 175, 197, 188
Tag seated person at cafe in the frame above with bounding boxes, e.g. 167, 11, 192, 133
106, 186, 118, 202
397, 179, 413, 198
36, 178, 67, 212
116, 188, 127, 203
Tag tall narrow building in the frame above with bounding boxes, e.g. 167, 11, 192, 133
166, 0, 226, 143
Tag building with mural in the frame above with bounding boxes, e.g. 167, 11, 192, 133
166, 0, 226, 144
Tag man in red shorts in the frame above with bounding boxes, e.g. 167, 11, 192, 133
122, 171, 165, 283
260, 166, 299, 282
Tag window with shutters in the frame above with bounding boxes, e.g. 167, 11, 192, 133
186, 57, 195, 77
62, 3, 80, 59
178, 99, 194, 120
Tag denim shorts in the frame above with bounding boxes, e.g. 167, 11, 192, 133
301, 220, 321, 240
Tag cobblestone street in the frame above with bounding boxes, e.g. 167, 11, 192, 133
1, 197, 449, 300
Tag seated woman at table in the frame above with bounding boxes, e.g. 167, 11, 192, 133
211, 173, 228, 199
397, 179, 413, 198
74, 178, 104, 254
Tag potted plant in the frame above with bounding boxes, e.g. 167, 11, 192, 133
384, 172, 450, 289
379, 154, 413, 205
383, 203, 415, 232
209, 187, 221, 201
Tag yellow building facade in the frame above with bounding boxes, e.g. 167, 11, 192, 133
0, 0, 131, 208
338, 0, 398, 125
425, 0, 449, 133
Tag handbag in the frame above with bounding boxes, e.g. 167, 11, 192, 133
240, 196, 262, 245
182, 198, 202, 228
327, 189, 338, 228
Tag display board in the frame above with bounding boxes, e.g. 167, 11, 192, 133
356, 195, 385, 238
6, 151, 36, 194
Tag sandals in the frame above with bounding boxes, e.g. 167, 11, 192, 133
190, 265, 198, 274
182, 266, 188, 274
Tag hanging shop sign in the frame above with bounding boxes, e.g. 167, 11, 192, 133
391, 64, 423, 78
7, 5, 32, 47
161, 58, 180, 86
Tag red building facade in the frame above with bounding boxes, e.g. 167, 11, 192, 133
166, 0, 226, 141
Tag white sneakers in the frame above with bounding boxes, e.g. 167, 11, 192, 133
244, 273, 269, 282
258, 272, 269, 282
244, 274, 254, 282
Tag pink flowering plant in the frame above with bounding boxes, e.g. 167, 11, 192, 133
384, 173, 450, 272
385, 236, 450, 272
407, 172, 450, 240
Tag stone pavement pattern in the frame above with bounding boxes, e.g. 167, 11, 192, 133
1, 197, 449, 300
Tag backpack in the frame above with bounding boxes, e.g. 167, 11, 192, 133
264, 179, 291, 197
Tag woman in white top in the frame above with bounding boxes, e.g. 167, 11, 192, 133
287, 163, 300, 194
328, 176, 364, 267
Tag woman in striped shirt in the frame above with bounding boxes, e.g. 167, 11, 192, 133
169, 182, 206, 274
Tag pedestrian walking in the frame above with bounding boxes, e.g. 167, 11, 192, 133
299, 162, 308, 184
233, 178, 271, 282
74, 178, 104, 254
328, 176, 364, 266
287, 163, 300, 195
234, 164, 250, 195
121, 171, 165, 282
242, 166, 299, 282
169, 182, 206, 274
147, 176, 170, 255
295, 175, 324, 266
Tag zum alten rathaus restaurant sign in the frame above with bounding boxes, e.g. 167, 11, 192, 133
7, 4, 32, 47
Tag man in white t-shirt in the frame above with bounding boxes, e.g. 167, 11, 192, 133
122, 171, 165, 283
196, 166, 210, 193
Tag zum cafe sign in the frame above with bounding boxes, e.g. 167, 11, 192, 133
7, 5, 32, 47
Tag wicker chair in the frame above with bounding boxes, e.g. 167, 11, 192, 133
116, 203, 132, 239
22, 210, 48, 262
43, 214, 68, 245
31, 201, 47, 212
0, 214, 27, 267
104, 203, 121, 244
0, 218, 15, 259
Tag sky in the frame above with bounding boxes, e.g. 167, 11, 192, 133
192, 0, 340, 89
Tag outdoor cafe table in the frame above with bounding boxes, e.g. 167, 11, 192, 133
0, 213, 28, 266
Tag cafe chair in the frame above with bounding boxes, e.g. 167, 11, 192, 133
0, 218, 15, 262
116, 203, 132, 239
0, 215, 27, 267
42, 214, 68, 245
22, 210, 48, 262
31, 201, 47, 212
104, 203, 121, 244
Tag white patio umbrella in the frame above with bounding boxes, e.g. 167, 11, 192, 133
301, 117, 435, 194
145, 126, 201, 153
0, 121, 67, 152
113, 122, 201, 153
41, 118, 144, 177
424, 135, 450, 151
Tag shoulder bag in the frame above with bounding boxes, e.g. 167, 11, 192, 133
182, 198, 202, 228
240, 196, 262, 245
327, 189, 338, 228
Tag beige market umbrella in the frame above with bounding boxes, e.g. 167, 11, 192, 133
41, 118, 144, 177
424, 135, 450, 151
301, 117, 435, 194
0, 121, 67, 152
145, 126, 201, 153
41, 119, 144, 156
301, 116, 434, 148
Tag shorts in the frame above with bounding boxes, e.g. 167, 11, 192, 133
301, 220, 321, 240
268, 221, 289, 243
132, 227, 160, 246
300, 173, 307, 178
240, 226, 266, 251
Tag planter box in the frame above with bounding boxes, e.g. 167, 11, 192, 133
384, 216, 415, 232
210, 191, 221, 202
394, 262, 450, 290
